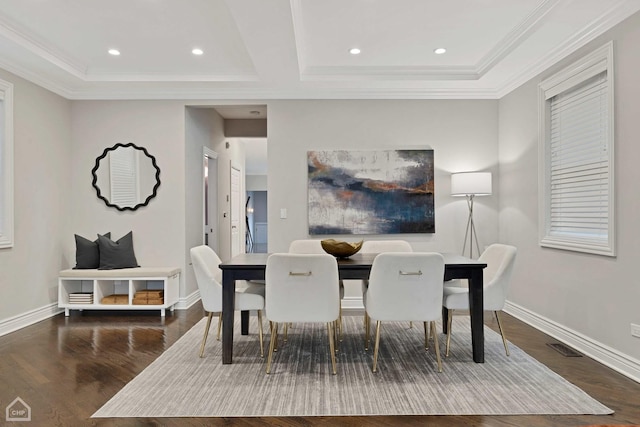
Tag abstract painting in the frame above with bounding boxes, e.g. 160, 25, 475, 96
308, 149, 434, 235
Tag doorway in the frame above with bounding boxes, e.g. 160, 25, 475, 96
203, 147, 218, 253
246, 190, 267, 253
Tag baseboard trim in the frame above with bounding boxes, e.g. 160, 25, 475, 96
175, 289, 201, 310
0, 303, 63, 337
341, 296, 364, 311
504, 301, 640, 384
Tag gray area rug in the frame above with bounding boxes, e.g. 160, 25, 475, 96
93, 315, 612, 418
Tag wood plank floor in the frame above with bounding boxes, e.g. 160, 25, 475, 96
0, 305, 638, 427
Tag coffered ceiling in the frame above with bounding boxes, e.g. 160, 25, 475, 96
0, 0, 637, 101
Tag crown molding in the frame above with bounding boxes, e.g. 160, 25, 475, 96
495, 0, 640, 98
0, 15, 86, 79
301, 65, 479, 81
475, 0, 562, 76
0, 58, 73, 98
64, 85, 499, 100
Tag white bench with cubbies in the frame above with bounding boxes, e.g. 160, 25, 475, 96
58, 267, 180, 317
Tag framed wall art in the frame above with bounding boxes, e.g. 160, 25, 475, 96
308, 149, 434, 235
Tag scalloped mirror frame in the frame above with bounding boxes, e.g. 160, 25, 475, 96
91, 142, 161, 212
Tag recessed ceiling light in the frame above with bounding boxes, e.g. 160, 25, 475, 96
108, 49, 120, 56
434, 48, 447, 55
349, 47, 361, 55
192, 48, 204, 56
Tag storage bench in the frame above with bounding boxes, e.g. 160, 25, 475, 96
58, 267, 180, 317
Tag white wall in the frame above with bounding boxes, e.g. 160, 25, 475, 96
185, 107, 216, 298
0, 69, 71, 331
246, 174, 267, 191
267, 100, 500, 253
69, 101, 187, 295
498, 12, 640, 371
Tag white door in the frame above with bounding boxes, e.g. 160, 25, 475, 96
203, 148, 218, 252
230, 165, 242, 257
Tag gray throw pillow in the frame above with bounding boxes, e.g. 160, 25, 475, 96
97, 231, 140, 270
74, 232, 110, 269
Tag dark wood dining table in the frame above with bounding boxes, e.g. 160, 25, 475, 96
219, 252, 487, 364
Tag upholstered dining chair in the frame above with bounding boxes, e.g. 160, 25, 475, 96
265, 253, 340, 374
190, 245, 265, 358
288, 239, 345, 339
360, 240, 413, 348
364, 252, 445, 373
443, 243, 517, 357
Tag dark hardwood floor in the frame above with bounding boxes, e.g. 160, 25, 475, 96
0, 304, 638, 427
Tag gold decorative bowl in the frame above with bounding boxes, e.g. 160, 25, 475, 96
321, 239, 363, 258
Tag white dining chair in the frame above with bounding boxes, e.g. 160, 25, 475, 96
288, 239, 345, 339
364, 252, 445, 373
360, 240, 413, 348
443, 243, 517, 357
265, 253, 340, 374
190, 245, 265, 358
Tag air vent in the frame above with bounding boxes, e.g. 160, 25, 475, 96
547, 343, 582, 357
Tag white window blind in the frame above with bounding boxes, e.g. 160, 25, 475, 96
538, 42, 615, 256
549, 72, 608, 239
109, 146, 139, 207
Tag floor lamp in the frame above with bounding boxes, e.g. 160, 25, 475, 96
451, 172, 492, 259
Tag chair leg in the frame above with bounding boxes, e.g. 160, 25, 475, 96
334, 320, 340, 353
257, 310, 264, 358
430, 321, 443, 373
372, 320, 382, 373
445, 309, 453, 357
494, 311, 510, 356
199, 312, 214, 358
338, 305, 343, 341
327, 322, 337, 375
423, 321, 429, 351
364, 312, 370, 350
266, 322, 278, 374
216, 312, 222, 341
283, 323, 288, 342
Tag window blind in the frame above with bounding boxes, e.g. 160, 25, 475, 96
109, 147, 139, 206
548, 71, 609, 242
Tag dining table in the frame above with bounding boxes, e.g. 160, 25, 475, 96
219, 252, 487, 364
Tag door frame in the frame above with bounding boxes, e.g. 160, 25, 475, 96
203, 147, 218, 251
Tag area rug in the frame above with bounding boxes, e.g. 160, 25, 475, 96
93, 315, 612, 418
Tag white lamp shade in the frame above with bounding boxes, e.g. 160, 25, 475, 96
451, 172, 492, 196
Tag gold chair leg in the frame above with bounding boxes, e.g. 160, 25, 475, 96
372, 320, 382, 373
216, 312, 222, 341
445, 309, 453, 357
338, 305, 343, 341
328, 322, 337, 375
199, 312, 214, 358
269, 321, 278, 352
334, 320, 340, 353
431, 321, 443, 373
410, 321, 413, 329
495, 311, 510, 356
423, 321, 429, 351
257, 310, 264, 358
266, 322, 278, 374
283, 323, 288, 342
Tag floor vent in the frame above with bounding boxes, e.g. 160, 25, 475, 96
547, 343, 582, 357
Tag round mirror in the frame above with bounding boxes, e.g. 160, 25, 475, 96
91, 142, 161, 211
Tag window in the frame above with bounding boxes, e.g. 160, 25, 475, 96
538, 42, 614, 256
0, 78, 13, 249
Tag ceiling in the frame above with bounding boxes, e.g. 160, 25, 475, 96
0, 0, 638, 104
